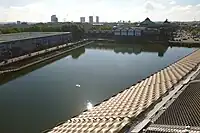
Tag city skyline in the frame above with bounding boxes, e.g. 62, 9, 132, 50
0, 0, 200, 22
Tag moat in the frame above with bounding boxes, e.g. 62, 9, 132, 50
0, 42, 196, 133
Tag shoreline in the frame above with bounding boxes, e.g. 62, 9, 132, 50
0, 39, 89, 67
0, 40, 94, 74
0, 38, 199, 75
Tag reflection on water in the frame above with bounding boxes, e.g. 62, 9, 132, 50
0, 48, 86, 86
71, 47, 85, 59
0, 43, 167, 85
0, 42, 197, 133
87, 43, 168, 57
87, 102, 93, 110
0, 43, 168, 86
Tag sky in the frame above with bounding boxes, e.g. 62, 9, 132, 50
0, 0, 200, 22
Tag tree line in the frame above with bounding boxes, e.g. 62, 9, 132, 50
190, 28, 200, 36
90, 25, 112, 30
0, 24, 85, 41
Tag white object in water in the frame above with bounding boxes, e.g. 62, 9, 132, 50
76, 84, 81, 87
87, 102, 93, 110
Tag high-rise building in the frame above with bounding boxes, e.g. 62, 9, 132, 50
51, 15, 58, 23
89, 16, 93, 24
16, 21, 21, 25
80, 17, 85, 23
96, 16, 99, 23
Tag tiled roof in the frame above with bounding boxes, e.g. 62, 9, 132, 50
47, 49, 200, 133
163, 19, 170, 24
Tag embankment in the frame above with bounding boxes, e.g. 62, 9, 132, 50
0, 40, 94, 74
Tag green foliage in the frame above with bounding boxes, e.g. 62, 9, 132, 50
61, 25, 84, 40
0, 24, 85, 41
0, 28, 20, 34
90, 25, 112, 30
191, 30, 198, 36
189, 28, 200, 36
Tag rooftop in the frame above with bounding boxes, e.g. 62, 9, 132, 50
155, 82, 200, 127
163, 19, 170, 24
145, 76, 200, 133
140, 17, 156, 27
0, 32, 70, 43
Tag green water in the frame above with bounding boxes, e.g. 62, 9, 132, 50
0, 42, 196, 133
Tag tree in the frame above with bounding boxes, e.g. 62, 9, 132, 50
0, 23, 85, 41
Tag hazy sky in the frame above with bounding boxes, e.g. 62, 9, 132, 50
0, 0, 200, 22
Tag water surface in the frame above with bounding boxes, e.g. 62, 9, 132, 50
0, 42, 196, 133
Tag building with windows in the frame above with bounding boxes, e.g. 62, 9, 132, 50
0, 32, 72, 61
86, 18, 175, 42
80, 17, 85, 23
96, 16, 99, 24
16, 21, 21, 25
114, 27, 145, 37
89, 16, 93, 24
51, 15, 58, 23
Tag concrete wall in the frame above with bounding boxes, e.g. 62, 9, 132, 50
0, 33, 72, 61
0, 44, 7, 56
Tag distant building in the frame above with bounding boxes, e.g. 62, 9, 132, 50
80, 17, 85, 23
163, 19, 170, 24
17, 21, 21, 25
96, 16, 99, 24
140, 17, 156, 27
51, 15, 58, 23
89, 16, 93, 24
